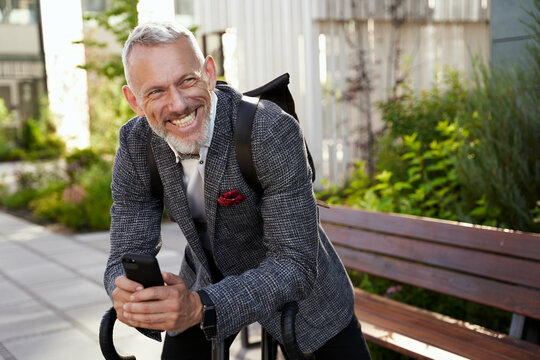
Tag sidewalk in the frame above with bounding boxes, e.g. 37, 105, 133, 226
0, 211, 264, 360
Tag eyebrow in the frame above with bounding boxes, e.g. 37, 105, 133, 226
141, 71, 200, 97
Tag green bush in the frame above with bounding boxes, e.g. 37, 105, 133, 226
0, 98, 17, 160
375, 68, 469, 180
29, 155, 113, 231
1, 166, 66, 208
87, 76, 135, 154
323, 57, 539, 231
1, 148, 113, 232
0, 97, 65, 162
318, 119, 499, 225
455, 63, 540, 232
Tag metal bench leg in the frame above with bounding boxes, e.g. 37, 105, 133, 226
212, 339, 229, 360
240, 326, 260, 348
261, 328, 278, 360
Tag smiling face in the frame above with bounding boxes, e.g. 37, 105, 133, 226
123, 37, 217, 154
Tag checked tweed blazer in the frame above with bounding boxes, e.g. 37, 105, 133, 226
104, 84, 355, 352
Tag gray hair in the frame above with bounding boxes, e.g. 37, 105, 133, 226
122, 22, 204, 84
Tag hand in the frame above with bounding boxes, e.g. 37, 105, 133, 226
119, 272, 204, 333
112, 275, 142, 326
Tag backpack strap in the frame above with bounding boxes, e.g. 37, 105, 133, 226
147, 130, 164, 199
235, 95, 263, 193
243, 74, 316, 183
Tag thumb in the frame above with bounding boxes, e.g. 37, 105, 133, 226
162, 272, 185, 286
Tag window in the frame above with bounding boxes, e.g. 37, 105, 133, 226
0, 0, 37, 24
175, 0, 193, 16
175, 0, 194, 27
81, 0, 107, 13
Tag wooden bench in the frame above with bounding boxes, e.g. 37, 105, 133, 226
319, 205, 540, 360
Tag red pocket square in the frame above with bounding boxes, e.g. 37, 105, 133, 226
218, 190, 246, 206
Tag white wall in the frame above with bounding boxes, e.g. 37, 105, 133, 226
192, 0, 490, 185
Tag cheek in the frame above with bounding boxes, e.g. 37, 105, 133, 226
142, 102, 163, 124
193, 82, 212, 103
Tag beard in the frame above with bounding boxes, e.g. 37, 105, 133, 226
149, 102, 213, 155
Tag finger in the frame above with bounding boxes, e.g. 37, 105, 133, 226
113, 293, 132, 325
122, 300, 173, 329
162, 272, 186, 286
115, 275, 143, 292
130, 285, 171, 302
123, 311, 170, 331
113, 287, 131, 304
124, 297, 169, 314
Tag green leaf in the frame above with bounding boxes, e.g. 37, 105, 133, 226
429, 177, 448, 188
407, 166, 420, 178
401, 152, 416, 160
394, 182, 413, 191
375, 170, 393, 183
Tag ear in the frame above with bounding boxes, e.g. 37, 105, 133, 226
204, 55, 217, 91
122, 85, 145, 117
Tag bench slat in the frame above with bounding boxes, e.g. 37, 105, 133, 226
336, 247, 540, 320
324, 223, 540, 289
355, 288, 540, 360
320, 206, 540, 261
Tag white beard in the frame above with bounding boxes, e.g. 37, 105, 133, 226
150, 103, 213, 155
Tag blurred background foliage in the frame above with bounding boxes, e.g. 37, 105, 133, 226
318, 58, 540, 233
0, 97, 65, 161
0, 0, 140, 231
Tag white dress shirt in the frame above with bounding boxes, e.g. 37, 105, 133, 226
167, 91, 217, 249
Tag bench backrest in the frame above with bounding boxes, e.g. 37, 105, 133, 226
319, 206, 540, 320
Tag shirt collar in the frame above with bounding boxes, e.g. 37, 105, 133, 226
168, 91, 217, 164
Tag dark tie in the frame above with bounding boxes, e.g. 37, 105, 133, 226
178, 153, 199, 161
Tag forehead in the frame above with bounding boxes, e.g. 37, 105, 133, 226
129, 37, 201, 67
126, 38, 202, 87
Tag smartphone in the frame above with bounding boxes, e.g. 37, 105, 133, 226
121, 253, 164, 288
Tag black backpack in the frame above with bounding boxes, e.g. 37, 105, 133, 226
147, 73, 315, 198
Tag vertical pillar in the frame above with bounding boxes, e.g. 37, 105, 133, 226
38, 0, 90, 150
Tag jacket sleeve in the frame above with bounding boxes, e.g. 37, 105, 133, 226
103, 122, 164, 340
202, 101, 319, 342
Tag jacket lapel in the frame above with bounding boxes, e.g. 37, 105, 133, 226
204, 90, 234, 247
149, 131, 210, 269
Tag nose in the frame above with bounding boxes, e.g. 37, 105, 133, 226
165, 87, 188, 114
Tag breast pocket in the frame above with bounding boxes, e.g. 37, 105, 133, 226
217, 195, 262, 234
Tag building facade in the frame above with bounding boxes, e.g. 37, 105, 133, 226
0, 0, 45, 138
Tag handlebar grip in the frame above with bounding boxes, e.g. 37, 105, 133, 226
99, 307, 136, 360
280, 302, 310, 360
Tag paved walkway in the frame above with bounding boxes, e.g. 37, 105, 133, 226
0, 210, 266, 360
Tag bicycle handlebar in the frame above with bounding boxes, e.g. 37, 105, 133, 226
280, 302, 313, 360
99, 307, 136, 360
99, 302, 310, 360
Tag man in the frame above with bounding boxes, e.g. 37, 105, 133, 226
104, 21, 371, 359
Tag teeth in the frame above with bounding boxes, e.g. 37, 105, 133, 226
170, 111, 195, 128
